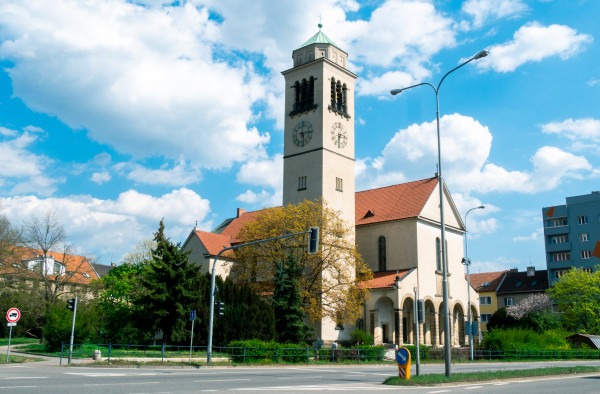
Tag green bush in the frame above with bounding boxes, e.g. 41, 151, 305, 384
226, 339, 309, 363
481, 328, 571, 351
350, 329, 373, 346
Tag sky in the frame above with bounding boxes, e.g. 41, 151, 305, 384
0, 0, 598, 274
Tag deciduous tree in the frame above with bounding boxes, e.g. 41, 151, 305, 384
548, 266, 600, 334
233, 200, 372, 324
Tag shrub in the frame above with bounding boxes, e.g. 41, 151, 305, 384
481, 328, 571, 351
350, 329, 373, 346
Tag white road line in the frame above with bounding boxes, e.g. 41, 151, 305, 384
66, 372, 127, 377
194, 378, 252, 382
428, 390, 451, 393
464, 386, 484, 389
83, 381, 160, 387
0, 386, 38, 389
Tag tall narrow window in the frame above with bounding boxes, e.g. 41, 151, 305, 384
436, 238, 441, 272
578, 216, 588, 225
290, 77, 316, 116
330, 78, 336, 108
582, 250, 592, 259
335, 177, 343, 192
378, 236, 386, 271
298, 176, 307, 190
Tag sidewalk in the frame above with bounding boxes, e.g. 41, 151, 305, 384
0, 344, 91, 366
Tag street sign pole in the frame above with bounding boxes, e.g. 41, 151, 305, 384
68, 296, 78, 364
189, 310, 196, 363
6, 325, 13, 362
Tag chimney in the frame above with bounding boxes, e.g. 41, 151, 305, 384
509, 268, 518, 274
527, 266, 535, 277
237, 208, 247, 218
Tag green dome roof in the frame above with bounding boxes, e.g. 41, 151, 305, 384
297, 28, 339, 50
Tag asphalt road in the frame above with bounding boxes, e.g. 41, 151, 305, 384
1, 360, 600, 393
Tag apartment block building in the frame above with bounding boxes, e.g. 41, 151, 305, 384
542, 191, 600, 286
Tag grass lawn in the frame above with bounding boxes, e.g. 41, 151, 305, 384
0, 354, 45, 364
0, 337, 40, 346
384, 366, 600, 385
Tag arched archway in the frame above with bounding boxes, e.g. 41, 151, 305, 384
375, 297, 394, 344
402, 297, 415, 344
424, 299, 436, 346
453, 304, 465, 346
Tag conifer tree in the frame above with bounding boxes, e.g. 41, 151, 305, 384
136, 219, 200, 344
272, 252, 310, 343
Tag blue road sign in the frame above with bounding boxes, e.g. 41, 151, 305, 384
396, 347, 410, 365
190, 310, 196, 321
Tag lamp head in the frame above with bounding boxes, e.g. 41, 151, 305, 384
473, 50, 489, 60
478, 205, 485, 210
390, 89, 403, 96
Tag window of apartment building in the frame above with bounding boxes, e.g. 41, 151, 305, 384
583, 267, 593, 274
580, 233, 589, 242
547, 217, 567, 227
582, 250, 592, 259
479, 296, 492, 305
554, 269, 569, 279
480, 314, 492, 323
298, 176, 307, 190
504, 297, 513, 307
578, 215, 588, 225
552, 252, 570, 261
550, 235, 568, 244
335, 177, 343, 192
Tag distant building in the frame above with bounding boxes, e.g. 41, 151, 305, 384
542, 191, 600, 286
496, 267, 548, 310
469, 271, 507, 336
91, 262, 116, 278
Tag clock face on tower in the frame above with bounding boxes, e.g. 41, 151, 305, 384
331, 122, 347, 148
293, 120, 313, 147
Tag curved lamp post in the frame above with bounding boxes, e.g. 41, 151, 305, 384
462, 205, 485, 361
390, 49, 488, 377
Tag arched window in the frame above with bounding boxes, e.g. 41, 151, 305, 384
290, 77, 316, 116
330, 78, 336, 108
378, 236, 387, 271
436, 238, 441, 272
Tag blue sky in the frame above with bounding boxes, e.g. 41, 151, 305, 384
0, 0, 598, 273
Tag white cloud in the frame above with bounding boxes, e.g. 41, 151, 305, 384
114, 160, 201, 187
1, 188, 212, 263
236, 154, 283, 189
477, 23, 592, 72
541, 118, 600, 142
91, 172, 111, 185
356, 113, 593, 194
462, 0, 528, 29
513, 228, 542, 242
0, 128, 62, 195
357, 71, 417, 97
0, 1, 270, 169
235, 189, 282, 207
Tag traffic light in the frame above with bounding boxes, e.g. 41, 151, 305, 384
307, 227, 319, 254
417, 299, 424, 324
214, 301, 225, 318
66, 298, 76, 311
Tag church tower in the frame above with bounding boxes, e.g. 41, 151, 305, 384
282, 26, 357, 341
282, 25, 357, 237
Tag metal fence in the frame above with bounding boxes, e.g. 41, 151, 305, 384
59, 343, 600, 365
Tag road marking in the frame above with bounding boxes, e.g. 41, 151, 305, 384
428, 391, 451, 393
0, 386, 38, 389
66, 372, 127, 377
83, 381, 159, 387
1, 377, 48, 379
464, 386, 483, 389
193, 378, 251, 382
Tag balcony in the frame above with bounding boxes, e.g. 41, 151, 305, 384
545, 241, 571, 253
547, 260, 572, 270
544, 225, 569, 236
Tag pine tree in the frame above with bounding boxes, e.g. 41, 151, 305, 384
272, 252, 310, 343
136, 219, 200, 345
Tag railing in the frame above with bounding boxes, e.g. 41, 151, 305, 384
58, 343, 600, 365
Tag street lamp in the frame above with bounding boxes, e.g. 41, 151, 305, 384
390, 49, 488, 377
462, 205, 485, 361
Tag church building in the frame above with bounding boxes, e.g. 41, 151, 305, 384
183, 26, 478, 347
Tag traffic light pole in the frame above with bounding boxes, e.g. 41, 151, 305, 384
68, 296, 77, 364
207, 227, 318, 363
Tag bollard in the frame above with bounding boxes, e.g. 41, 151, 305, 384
93, 349, 102, 361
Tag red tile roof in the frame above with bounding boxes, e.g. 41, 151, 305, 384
360, 269, 411, 289
469, 271, 507, 292
192, 230, 234, 256
1, 247, 98, 284
355, 177, 438, 226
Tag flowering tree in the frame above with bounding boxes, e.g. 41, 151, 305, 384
506, 293, 553, 320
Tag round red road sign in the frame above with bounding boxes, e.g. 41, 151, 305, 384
6, 308, 20, 323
